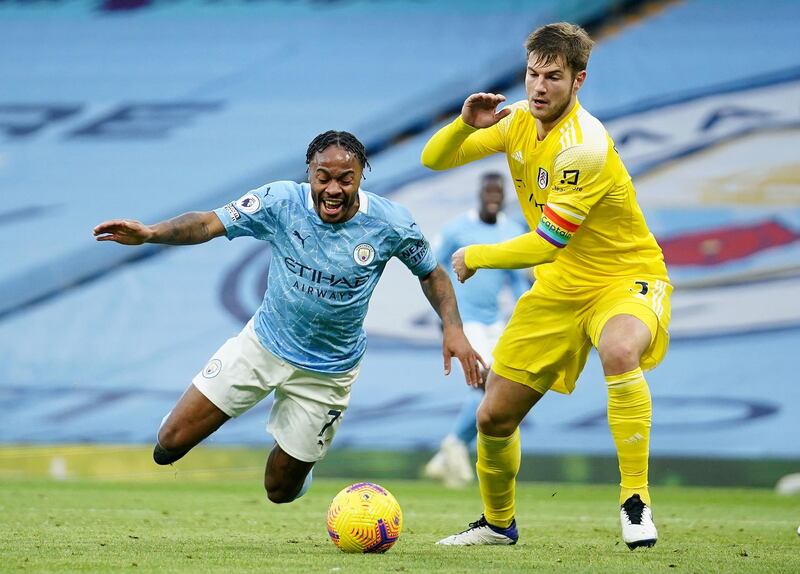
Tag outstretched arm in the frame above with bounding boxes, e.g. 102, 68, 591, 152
419, 265, 486, 388
449, 232, 559, 283
420, 93, 510, 170
93, 211, 226, 245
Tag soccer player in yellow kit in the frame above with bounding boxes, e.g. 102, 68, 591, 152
422, 23, 671, 549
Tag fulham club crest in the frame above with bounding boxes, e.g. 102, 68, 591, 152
353, 243, 375, 266
537, 167, 549, 189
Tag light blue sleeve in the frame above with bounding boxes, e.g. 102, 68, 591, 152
213, 181, 294, 240
392, 207, 438, 277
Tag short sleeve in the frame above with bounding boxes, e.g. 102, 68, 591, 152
393, 209, 438, 277
213, 182, 293, 240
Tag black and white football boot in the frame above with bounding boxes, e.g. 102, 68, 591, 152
436, 515, 518, 546
620, 494, 658, 549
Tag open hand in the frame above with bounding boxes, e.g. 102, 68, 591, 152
93, 219, 153, 245
442, 326, 488, 388
461, 92, 511, 129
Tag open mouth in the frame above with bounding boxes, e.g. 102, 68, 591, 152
320, 197, 344, 218
532, 98, 548, 108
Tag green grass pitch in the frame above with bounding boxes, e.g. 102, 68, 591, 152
1, 475, 798, 573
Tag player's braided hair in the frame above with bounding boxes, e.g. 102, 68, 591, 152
305, 130, 371, 174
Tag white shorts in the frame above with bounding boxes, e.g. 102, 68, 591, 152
462, 320, 504, 366
192, 320, 359, 463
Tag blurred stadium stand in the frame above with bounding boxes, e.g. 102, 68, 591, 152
1, 0, 612, 313
2, 0, 799, 482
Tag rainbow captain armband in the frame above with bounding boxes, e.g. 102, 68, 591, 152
535, 204, 584, 248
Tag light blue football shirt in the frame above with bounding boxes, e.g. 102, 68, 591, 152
436, 210, 530, 325
214, 181, 437, 373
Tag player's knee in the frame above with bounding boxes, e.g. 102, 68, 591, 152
476, 403, 517, 437
156, 424, 194, 454
156, 425, 179, 452
264, 478, 296, 504
153, 442, 187, 465
153, 424, 191, 465
599, 339, 642, 374
265, 488, 293, 504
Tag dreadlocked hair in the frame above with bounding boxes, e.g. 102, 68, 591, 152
305, 130, 371, 173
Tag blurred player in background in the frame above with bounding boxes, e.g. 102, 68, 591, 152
423, 173, 530, 488
94, 130, 484, 505
422, 23, 671, 549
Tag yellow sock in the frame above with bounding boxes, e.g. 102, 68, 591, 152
606, 368, 652, 505
476, 429, 520, 528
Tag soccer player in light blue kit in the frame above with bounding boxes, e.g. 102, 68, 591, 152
93, 131, 484, 503
423, 173, 530, 487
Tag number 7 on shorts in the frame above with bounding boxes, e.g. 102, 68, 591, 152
318, 409, 342, 437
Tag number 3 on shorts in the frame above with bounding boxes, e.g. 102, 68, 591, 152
318, 409, 342, 437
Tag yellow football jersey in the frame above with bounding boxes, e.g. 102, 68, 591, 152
422, 99, 668, 289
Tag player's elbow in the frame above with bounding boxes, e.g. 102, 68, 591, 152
420, 148, 447, 171
528, 234, 562, 267
418, 264, 443, 285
